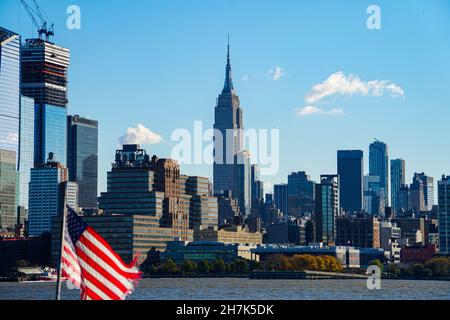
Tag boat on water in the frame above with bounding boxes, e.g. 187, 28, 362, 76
40, 269, 58, 281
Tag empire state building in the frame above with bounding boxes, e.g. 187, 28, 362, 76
213, 40, 244, 196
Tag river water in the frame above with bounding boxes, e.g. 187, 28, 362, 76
0, 278, 449, 300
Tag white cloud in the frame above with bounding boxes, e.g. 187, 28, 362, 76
119, 123, 163, 145
305, 71, 404, 104
296, 106, 345, 117
269, 67, 285, 81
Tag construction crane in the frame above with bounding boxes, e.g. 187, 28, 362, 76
20, 0, 54, 41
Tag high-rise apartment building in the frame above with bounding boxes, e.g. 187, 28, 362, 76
67, 115, 98, 209
391, 159, 406, 214
21, 38, 70, 165
410, 173, 426, 212
213, 40, 244, 195
315, 175, 340, 246
369, 139, 389, 208
414, 173, 434, 211
337, 150, 364, 213
438, 175, 450, 255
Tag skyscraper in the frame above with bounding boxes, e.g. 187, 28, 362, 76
315, 175, 340, 246
67, 115, 98, 209
363, 175, 382, 215
0, 28, 20, 164
410, 173, 427, 212
287, 171, 315, 216
369, 139, 389, 208
28, 153, 74, 237
438, 175, 450, 255
337, 150, 364, 213
391, 159, 405, 214
251, 164, 263, 202
273, 183, 288, 215
21, 38, 70, 165
213, 39, 244, 195
233, 151, 252, 217
415, 172, 434, 211
18, 95, 35, 213
0, 149, 18, 230
98, 144, 203, 242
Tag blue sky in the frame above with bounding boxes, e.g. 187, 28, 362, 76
1, 0, 450, 195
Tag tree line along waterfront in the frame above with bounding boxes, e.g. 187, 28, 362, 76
139, 254, 450, 280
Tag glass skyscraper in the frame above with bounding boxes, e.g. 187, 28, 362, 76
315, 175, 340, 246
0, 149, 17, 230
337, 150, 364, 213
21, 38, 70, 166
0, 28, 20, 165
369, 139, 389, 210
18, 95, 35, 212
67, 115, 98, 209
390, 158, 405, 215
287, 171, 315, 216
28, 155, 69, 237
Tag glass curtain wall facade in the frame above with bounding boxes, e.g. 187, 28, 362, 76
0, 149, 17, 230
391, 159, 406, 215
18, 95, 34, 211
67, 115, 98, 209
0, 28, 20, 165
337, 150, 364, 213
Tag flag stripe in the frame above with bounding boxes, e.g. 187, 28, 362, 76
79, 266, 122, 300
61, 257, 81, 284
62, 246, 81, 273
78, 233, 140, 280
84, 228, 138, 270
75, 244, 131, 294
83, 279, 111, 300
60, 206, 141, 300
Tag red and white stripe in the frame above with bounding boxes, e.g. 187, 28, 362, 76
61, 226, 141, 300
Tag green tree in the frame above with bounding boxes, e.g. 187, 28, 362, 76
424, 257, 450, 278
234, 259, 249, 273
213, 259, 226, 273
181, 260, 196, 274
386, 264, 401, 278
369, 259, 384, 272
412, 263, 425, 277
422, 268, 433, 278
161, 259, 179, 274
197, 260, 211, 274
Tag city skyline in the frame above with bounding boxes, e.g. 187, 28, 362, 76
1, 0, 449, 196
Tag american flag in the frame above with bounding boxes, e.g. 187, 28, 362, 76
60, 206, 141, 300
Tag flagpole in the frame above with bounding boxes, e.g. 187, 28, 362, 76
55, 183, 68, 300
